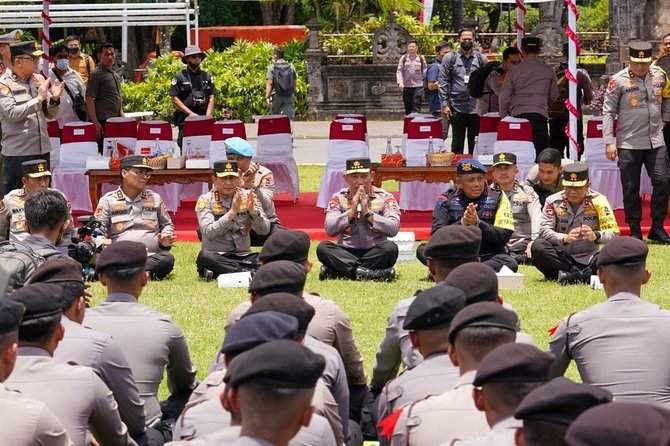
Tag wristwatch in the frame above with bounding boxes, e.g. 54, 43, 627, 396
49, 98, 60, 106
365, 211, 374, 220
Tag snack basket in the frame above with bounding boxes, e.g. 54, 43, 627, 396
427, 152, 455, 167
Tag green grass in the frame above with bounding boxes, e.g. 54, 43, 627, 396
297, 165, 399, 192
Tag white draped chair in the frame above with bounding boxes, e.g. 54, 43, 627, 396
47, 120, 60, 169
402, 113, 434, 152
336, 114, 368, 148
494, 117, 536, 180
210, 119, 247, 165
255, 114, 299, 200
103, 117, 137, 157
474, 113, 500, 157
182, 115, 214, 158
316, 118, 368, 208
136, 120, 176, 155
52, 122, 98, 211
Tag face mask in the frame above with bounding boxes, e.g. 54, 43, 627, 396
68, 47, 79, 55
55, 59, 69, 70
187, 62, 199, 71
460, 41, 473, 51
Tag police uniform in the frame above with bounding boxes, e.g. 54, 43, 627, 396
169, 46, 215, 148
524, 158, 574, 206
376, 285, 466, 423
0, 29, 23, 77
5, 283, 135, 446
317, 157, 400, 281
84, 241, 198, 424
602, 41, 670, 242
549, 237, 670, 408
491, 153, 542, 263
0, 41, 58, 193
195, 160, 270, 278
418, 159, 517, 272
94, 156, 176, 280
532, 164, 619, 283
0, 160, 75, 252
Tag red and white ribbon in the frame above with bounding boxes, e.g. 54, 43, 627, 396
41, 0, 52, 78
564, 0, 580, 159
515, 0, 527, 51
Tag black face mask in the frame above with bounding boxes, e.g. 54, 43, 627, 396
460, 41, 473, 51
187, 62, 200, 71
68, 47, 79, 55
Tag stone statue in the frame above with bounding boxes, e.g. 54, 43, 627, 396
372, 13, 411, 64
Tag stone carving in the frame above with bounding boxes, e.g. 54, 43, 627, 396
531, 22, 566, 61
372, 13, 411, 64
370, 82, 386, 96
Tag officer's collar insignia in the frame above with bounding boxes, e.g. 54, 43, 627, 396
570, 173, 578, 181
462, 163, 472, 171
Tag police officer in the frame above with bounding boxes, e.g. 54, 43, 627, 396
514, 377, 612, 446
603, 41, 670, 242
499, 37, 559, 157
0, 41, 63, 193
0, 160, 75, 251
376, 285, 466, 422
417, 158, 517, 272
5, 283, 136, 446
195, 160, 270, 279
549, 237, 670, 409
0, 297, 73, 446
532, 163, 619, 285
170, 45, 215, 149
85, 241, 198, 432
94, 155, 177, 280
0, 29, 22, 76
491, 152, 542, 265
223, 137, 282, 246
317, 157, 400, 281
452, 343, 554, 446
525, 147, 573, 206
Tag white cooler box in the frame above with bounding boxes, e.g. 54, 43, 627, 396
217, 271, 253, 288
390, 232, 416, 262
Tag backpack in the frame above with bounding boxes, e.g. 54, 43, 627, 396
467, 61, 502, 98
273, 62, 296, 97
0, 240, 61, 296
548, 64, 570, 118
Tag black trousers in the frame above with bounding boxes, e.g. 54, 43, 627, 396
417, 242, 517, 272
531, 239, 597, 280
450, 112, 480, 154
402, 87, 423, 115
146, 251, 175, 280
250, 221, 285, 247
196, 249, 259, 278
618, 147, 670, 225
430, 110, 450, 140
3, 155, 50, 194
548, 117, 584, 159
316, 240, 398, 278
515, 113, 548, 159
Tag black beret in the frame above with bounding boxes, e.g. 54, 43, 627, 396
258, 230, 310, 264
473, 343, 554, 386
248, 260, 307, 296
0, 298, 25, 335
95, 241, 147, 274
221, 311, 299, 357
514, 377, 612, 425
596, 236, 648, 267
444, 263, 498, 304
27, 257, 84, 285
565, 402, 670, 446
8, 283, 63, 322
244, 293, 315, 337
448, 301, 518, 344
120, 155, 154, 171
424, 225, 482, 260
403, 285, 466, 330
225, 339, 326, 389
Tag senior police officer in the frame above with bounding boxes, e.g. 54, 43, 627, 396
603, 41, 670, 242
491, 152, 542, 265
169, 45, 215, 149
513, 377, 612, 446
6, 283, 136, 446
549, 237, 670, 408
376, 285, 466, 422
223, 137, 283, 246
195, 160, 269, 279
94, 155, 177, 280
0, 41, 63, 193
85, 241, 198, 434
531, 163, 619, 285
317, 157, 400, 281
27, 258, 160, 445
417, 158, 517, 272
0, 159, 75, 251
0, 297, 74, 446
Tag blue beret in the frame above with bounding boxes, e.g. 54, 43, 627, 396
221, 311, 299, 357
456, 158, 487, 174
225, 137, 255, 157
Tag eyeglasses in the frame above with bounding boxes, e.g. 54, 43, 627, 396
663, 42, 670, 46
131, 169, 151, 179
17, 56, 39, 63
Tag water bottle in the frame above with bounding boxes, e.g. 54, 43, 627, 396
385, 136, 393, 155
426, 136, 435, 166
473, 135, 479, 156
154, 138, 161, 156
106, 140, 113, 157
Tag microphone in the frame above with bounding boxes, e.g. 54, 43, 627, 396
356, 203, 362, 219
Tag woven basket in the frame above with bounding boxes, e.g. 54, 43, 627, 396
428, 152, 455, 167
147, 156, 168, 170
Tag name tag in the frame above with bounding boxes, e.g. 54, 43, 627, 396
149, 128, 161, 135
74, 129, 85, 136
510, 123, 521, 130
342, 125, 353, 131
222, 128, 234, 134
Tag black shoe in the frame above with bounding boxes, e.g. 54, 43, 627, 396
199, 268, 214, 281
354, 267, 372, 281
557, 268, 590, 285
628, 223, 643, 240
647, 226, 670, 244
319, 265, 338, 281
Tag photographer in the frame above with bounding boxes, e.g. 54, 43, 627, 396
169, 45, 215, 150
49, 44, 86, 129
23, 188, 71, 255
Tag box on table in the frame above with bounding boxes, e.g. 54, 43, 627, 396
390, 232, 416, 262
217, 271, 252, 288
85, 157, 111, 170
185, 157, 210, 169
496, 266, 524, 289
167, 156, 186, 169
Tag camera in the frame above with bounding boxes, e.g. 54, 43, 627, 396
68, 215, 103, 281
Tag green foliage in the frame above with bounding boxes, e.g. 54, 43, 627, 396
121, 40, 308, 123
199, 0, 262, 26
578, 0, 609, 32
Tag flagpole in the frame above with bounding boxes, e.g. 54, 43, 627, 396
565, 0, 580, 160
41, 0, 52, 78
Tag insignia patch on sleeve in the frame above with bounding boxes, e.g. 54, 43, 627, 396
196, 197, 208, 211
607, 79, 617, 93
0, 85, 9, 96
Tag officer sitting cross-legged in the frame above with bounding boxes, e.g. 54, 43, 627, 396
317, 157, 400, 282
195, 160, 270, 279
94, 155, 177, 280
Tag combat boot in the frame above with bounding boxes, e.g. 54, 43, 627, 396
319, 265, 338, 281
628, 223, 643, 240
647, 222, 670, 244
557, 267, 590, 286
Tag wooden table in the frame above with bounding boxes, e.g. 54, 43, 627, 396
85, 169, 213, 205
371, 165, 493, 187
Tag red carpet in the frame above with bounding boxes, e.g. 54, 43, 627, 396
75, 192, 653, 242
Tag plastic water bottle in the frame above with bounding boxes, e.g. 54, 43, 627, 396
154, 138, 161, 156
106, 140, 113, 157
385, 136, 393, 155
426, 136, 435, 166
473, 135, 479, 156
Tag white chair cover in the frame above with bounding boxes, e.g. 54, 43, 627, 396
400, 117, 449, 211
180, 115, 215, 200
103, 117, 137, 157
474, 113, 500, 157
335, 114, 369, 148
210, 120, 247, 165
136, 120, 177, 155
53, 122, 98, 211
255, 115, 298, 200
402, 113, 434, 152
494, 117, 536, 180
47, 120, 60, 169
317, 118, 368, 208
